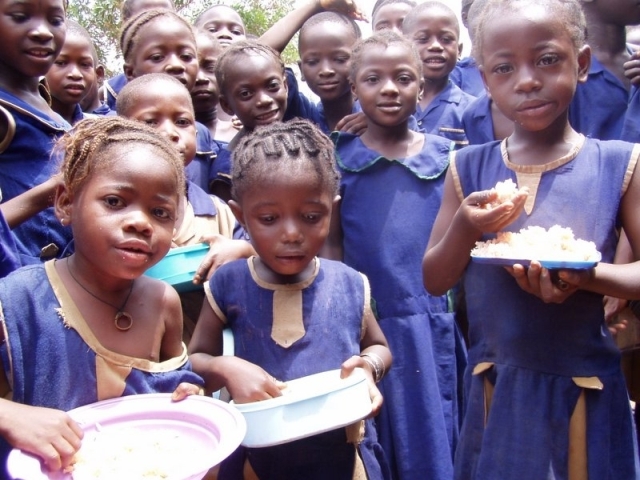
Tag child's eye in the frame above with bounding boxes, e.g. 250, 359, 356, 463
538, 54, 559, 66
303, 213, 321, 223
397, 74, 413, 84
238, 89, 253, 99
9, 12, 28, 23
304, 58, 319, 67
54, 60, 66, 66
365, 75, 379, 84
259, 215, 276, 224
207, 26, 218, 33
176, 117, 193, 127
49, 15, 64, 27
493, 64, 513, 74
335, 55, 350, 64
267, 80, 282, 91
104, 196, 124, 208
180, 53, 196, 62
81, 61, 94, 69
415, 35, 429, 44
149, 54, 164, 62
232, 29, 243, 35
152, 207, 172, 220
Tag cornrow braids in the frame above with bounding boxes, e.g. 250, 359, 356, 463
215, 40, 284, 96
55, 117, 185, 197
120, 9, 194, 62
231, 119, 340, 201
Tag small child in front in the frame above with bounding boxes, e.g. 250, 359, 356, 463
423, 0, 640, 478
0, 117, 203, 473
189, 119, 392, 479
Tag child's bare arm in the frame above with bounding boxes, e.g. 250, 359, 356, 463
159, 284, 185, 362
0, 174, 63, 229
260, 0, 365, 54
423, 170, 528, 296
193, 236, 256, 284
188, 298, 285, 401
0, 398, 83, 473
320, 197, 343, 260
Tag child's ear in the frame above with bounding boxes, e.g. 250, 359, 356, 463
479, 64, 491, 97
577, 45, 591, 84
458, 42, 463, 59
418, 78, 425, 101
297, 60, 305, 82
350, 81, 358, 100
54, 183, 73, 227
95, 64, 105, 85
228, 199, 246, 228
219, 95, 236, 117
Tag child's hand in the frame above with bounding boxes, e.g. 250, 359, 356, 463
507, 261, 592, 303
0, 402, 83, 473
624, 50, 640, 87
171, 382, 204, 401
224, 357, 287, 404
340, 356, 383, 417
461, 187, 528, 234
320, 0, 367, 21
193, 236, 254, 284
335, 112, 368, 136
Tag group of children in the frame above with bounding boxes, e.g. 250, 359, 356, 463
0, 0, 640, 479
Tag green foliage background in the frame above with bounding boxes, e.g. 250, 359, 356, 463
67, 0, 297, 78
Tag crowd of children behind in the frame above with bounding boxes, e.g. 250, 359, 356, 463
0, 0, 640, 478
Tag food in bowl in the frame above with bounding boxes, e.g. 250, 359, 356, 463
471, 225, 600, 262
69, 427, 191, 479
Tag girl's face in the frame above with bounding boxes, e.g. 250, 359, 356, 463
45, 32, 96, 107
351, 43, 423, 127
124, 17, 198, 91
372, 3, 412, 35
58, 143, 179, 281
191, 33, 222, 114
229, 170, 335, 284
219, 52, 288, 130
197, 6, 245, 48
479, 5, 589, 133
403, 7, 461, 83
124, 81, 197, 166
0, 0, 66, 79
298, 21, 357, 103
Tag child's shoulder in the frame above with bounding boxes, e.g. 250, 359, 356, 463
0, 262, 47, 291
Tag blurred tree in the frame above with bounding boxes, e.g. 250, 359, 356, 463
67, 0, 297, 77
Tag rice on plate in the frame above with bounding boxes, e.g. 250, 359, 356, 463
471, 225, 600, 262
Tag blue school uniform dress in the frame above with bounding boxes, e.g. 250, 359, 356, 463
452, 137, 640, 480
0, 261, 203, 462
450, 57, 485, 97
622, 85, 640, 142
569, 55, 629, 140
91, 102, 114, 116
415, 81, 474, 148
185, 122, 221, 192
104, 72, 128, 111
0, 88, 73, 265
206, 257, 388, 480
0, 211, 19, 278
334, 133, 466, 480
461, 93, 496, 145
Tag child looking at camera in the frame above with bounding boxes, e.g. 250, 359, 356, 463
424, 1, 640, 478
0, 117, 203, 473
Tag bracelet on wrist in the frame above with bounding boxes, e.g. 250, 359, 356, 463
360, 352, 385, 383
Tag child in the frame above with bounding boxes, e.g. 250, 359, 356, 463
103, 0, 175, 109
193, 4, 247, 47
211, 40, 289, 202
371, 0, 416, 35
450, 0, 485, 96
191, 30, 237, 144
189, 118, 392, 479
326, 31, 465, 480
402, 1, 474, 147
0, 0, 73, 265
423, 1, 640, 478
120, 9, 217, 195
45, 19, 97, 125
117, 74, 253, 338
0, 117, 203, 472
568, 0, 640, 140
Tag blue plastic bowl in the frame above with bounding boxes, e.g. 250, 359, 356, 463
145, 243, 209, 292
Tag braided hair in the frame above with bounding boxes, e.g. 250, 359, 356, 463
55, 117, 185, 197
231, 119, 340, 201
120, 9, 194, 63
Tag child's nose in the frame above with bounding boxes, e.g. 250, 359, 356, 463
515, 65, 542, 92
428, 39, 444, 51
28, 21, 54, 41
319, 60, 335, 76
165, 55, 186, 73
68, 65, 83, 79
281, 219, 303, 243
380, 78, 399, 94
256, 91, 274, 106
159, 122, 181, 143
123, 209, 153, 235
